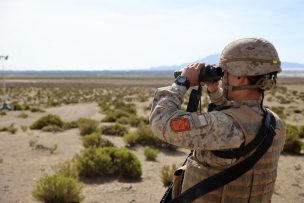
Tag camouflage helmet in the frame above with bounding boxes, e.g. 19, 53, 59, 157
219, 38, 281, 76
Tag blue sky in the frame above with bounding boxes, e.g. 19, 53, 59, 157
0, 0, 303, 70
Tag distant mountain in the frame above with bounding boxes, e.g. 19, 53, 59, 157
150, 54, 304, 71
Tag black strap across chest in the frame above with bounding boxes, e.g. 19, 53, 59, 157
161, 109, 276, 203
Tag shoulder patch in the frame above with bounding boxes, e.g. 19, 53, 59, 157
170, 117, 191, 132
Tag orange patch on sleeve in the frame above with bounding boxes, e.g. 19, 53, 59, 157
170, 117, 191, 132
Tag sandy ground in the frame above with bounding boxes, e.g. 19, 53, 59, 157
0, 102, 303, 203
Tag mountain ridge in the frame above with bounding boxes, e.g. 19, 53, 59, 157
150, 54, 304, 71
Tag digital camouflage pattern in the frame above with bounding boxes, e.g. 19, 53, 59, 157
219, 38, 281, 76
149, 84, 245, 153
149, 83, 286, 202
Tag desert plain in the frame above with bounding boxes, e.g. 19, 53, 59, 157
0, 76, 303, 203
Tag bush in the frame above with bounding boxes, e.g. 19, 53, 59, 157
284, 124, 304, 154
21, 125, 28, 132
160, 164, 177, 187
0, 110, 6, 116
63, 121, 78, 130
299, 126, 304, 138
101, 101, 139, 126
30, 107, 45, 112
77, 147, 142, 179
144, 147, 159, 161
82, 132, 114, 148
11, 102, 23, 111
42, 125, 64, 133
0, 123, 18, 134
122, 123, 177, 151
17, 112, 28, 119
101, 111, 118, 122
30, 114, 64, 130
32, 173, 84, 203
78, 118, 99, 136
270, 106, 286, 119
294, 109, 302, 114
117, 114, 141, 127
123, 132, 140, 147
52, 159, 79, 179
101, 123, 128, 136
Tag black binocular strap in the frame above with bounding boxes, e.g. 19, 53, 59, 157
168, 110, 276, 203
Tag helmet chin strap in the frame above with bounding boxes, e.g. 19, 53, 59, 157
223, 74, 277, 93
223, 84, 261, 91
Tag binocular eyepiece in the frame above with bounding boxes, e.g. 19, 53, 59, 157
174, 64, 224, 83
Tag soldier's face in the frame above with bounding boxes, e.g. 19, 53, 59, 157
226, 73, 250, 100
227, 73, 237, 100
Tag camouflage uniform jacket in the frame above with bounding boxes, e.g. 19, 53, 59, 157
149, 84, 286, 202
149, 84, 246, 161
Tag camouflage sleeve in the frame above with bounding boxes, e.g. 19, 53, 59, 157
149, 84, 245, 150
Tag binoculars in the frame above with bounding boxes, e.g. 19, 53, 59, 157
174, 64, 224, 83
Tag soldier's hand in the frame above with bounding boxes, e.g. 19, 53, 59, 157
181, 63, 205, 87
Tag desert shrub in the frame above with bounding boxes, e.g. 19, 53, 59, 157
30, 107, 45, 112
32, 173, 84, 203
275, 95, 291, 104
123, 132, 140, 147
101, 100, 138, 125
11, 102, 23, 111
136, 123, 160, 145
144, 147, 159, 161
294, 109, 302, 114
30, 114, 64, 130
140, 116, 150, 125
160, 164, 177, 187
42, 125, 64, 133
23, 103, 30, 110
29, 138, 38, 147
270, 106, 286, 119
101, 123, 128, 136
283, 124, 304, 154
49, 144, 58, 154
0, 110, 6, 116
117, 114, 141, 127
277, 86, 288, 94
292, 90, 298, 96
77, 147, 142, 179
63, 121, 78, 130
21, 125, 28, 132
0, 123, 18, 134
137, 124, 177, 150
82, 132, 114, 148
47, 100, 60, 107
78, 118, 99, 136
33, 143, 58, 154
17, 112, 28, 118
52, 159, 79, 179
122, 123, 177, 151
114, 101, 137, 115
299, 126, 304, 138
101, 111, 118, 122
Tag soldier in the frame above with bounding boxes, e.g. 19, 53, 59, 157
150, 37, 286, 202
